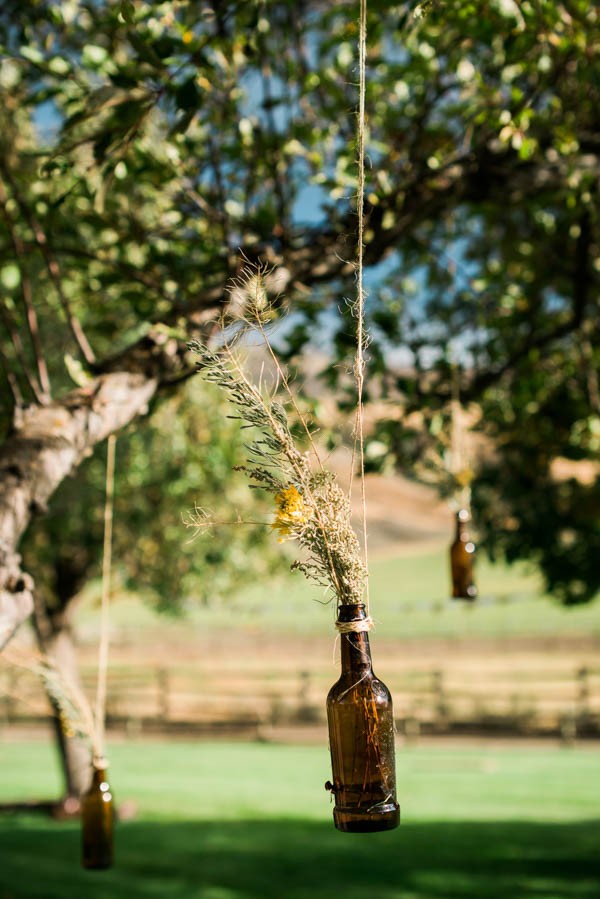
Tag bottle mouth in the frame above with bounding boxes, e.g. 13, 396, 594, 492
336, 602, 366, 623
92, 756, 109, 770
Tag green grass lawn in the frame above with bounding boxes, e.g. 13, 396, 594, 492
0, 739, 598, 898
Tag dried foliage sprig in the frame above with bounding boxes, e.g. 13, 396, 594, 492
188, 307, 367, 607
3, 648, 99, 752
37, 660, 96, 745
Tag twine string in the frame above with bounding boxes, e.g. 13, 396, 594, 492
335, 616, 374, 634
334, 612, 373, 696
347, 0, 370, 619
94, 433, 116, 764
450, 363, 462, 477
450, 363, 472, 510
334, 618, 373, 699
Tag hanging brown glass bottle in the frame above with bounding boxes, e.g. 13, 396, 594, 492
450, 508, 477, 600
81, 760, 114, 869
326, 603, 400, 832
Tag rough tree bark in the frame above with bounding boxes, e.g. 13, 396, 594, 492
0, 370, 158, 649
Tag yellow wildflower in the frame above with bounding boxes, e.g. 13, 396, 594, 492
272, 485, 313, 542
455, 467, 474, 488
58, 709, 75, 739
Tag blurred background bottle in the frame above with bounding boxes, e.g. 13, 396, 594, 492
81, 760, 113, 869
450, 508, 477, 600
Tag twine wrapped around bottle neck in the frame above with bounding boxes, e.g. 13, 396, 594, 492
335, 615, 374, 634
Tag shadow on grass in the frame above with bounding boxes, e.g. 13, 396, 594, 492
0, 817, 598, 899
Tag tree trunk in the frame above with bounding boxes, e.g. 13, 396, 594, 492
0, 370, 158, 649
31, 596, 92, 801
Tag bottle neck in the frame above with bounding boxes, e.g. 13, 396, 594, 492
455, 511, 469, 539
337, 604, 373, 675
91, 767, 108, 788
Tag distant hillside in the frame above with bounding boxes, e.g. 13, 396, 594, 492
327, 448, 452, 558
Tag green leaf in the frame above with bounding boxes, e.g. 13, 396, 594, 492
19, 45, 45, 66
64, 353, 92, 387
0, 264, 20, 290
82, 44, 109, 68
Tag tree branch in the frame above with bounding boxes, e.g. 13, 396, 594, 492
0, 342, 23, 408
0, 298, 46, 404
0, 182, 51, 401
0, 161, 96, 366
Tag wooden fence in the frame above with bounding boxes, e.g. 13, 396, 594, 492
1, 662, 599, 741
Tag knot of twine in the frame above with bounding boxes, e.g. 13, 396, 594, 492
335, 616, 374, 634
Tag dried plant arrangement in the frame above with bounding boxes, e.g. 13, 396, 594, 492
3, 647, 98, 752
187, 276, 367, 610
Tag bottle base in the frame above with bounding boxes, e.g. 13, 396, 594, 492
333, 803, 400, 833
82, 856, 113, 870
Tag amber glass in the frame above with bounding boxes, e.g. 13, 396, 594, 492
81, 765, 114, 870
326, 604, 400, 833
450, 509, 477, 600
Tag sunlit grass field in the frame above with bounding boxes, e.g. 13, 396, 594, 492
0, 740, 599, 898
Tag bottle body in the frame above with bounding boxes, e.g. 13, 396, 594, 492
450, 509, 477, 600
81, 765, 113, 870
326, 604, 400, 832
